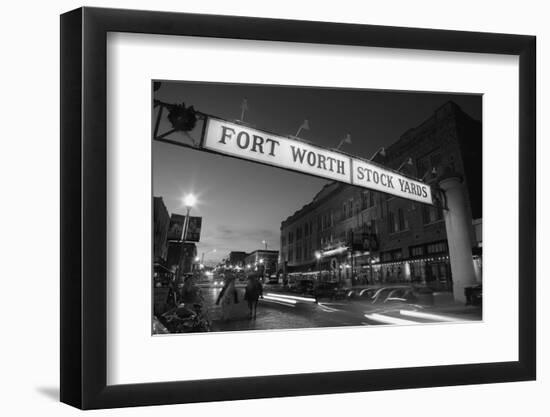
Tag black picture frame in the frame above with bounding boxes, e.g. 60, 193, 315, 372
60, 6, 536, 410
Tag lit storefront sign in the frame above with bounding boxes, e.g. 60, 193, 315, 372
202, 117, 433, 204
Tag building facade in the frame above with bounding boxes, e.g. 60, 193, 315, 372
244, 250, 279, 277
279, 101, 482, 291
226, 251, 248, 268
153, 196, 170, 263
166, 241, 197, 280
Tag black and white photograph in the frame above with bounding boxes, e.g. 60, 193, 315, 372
152, 81, 483, 334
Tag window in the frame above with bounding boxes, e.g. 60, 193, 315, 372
362, 191, 375, 209
388, 211, 396, 233
288, 231, 294, 244
281, 236, 286, 247
296, 227, 302, 241
288, 248, 294, 262
381, 249, 403, 262
304, 222, 309, 237
427, 241, 448, 254
397, 208, 408, 231
410, 245, 424, 257
296, 246, 302, 262
393, 249, 403, 259
422, 205, 444, 224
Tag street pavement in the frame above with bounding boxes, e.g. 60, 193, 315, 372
198, 284, 482, 332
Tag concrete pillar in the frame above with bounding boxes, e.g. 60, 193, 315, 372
439, 176, 477, 303
404, 262, 411, 281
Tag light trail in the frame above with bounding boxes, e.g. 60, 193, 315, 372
399, 310, 462, 322
317, 303, 340, 313
262, 295, 297, 305
261, 298, 296, 308
364, 313, 419, 325
265, 293, 317, 303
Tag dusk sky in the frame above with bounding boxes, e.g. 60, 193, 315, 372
153, 81, 481, 265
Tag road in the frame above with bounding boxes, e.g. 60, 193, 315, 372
197, 284, 482, 332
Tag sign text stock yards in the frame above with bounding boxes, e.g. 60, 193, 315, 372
202, 118, 433, 205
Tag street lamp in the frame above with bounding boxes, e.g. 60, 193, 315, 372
370, 147, 386, 161
262, 240, 268, 250
175, 193, 197, 280
397, 157, 414, 172
315, 251, 322, 281
181, 193, 196, 242
183, 193, 197, 208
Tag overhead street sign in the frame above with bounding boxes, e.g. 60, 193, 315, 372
201, 117, 433, 205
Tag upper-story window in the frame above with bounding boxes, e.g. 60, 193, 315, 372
362, 191, 375, 209
397, 208, 408, 231
388, 208, 408, 233
422, 205, 444, 224
296, 246, 302, 262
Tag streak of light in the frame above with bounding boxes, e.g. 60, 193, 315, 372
399, 310, 462, 322
364, 313, 419, 325
265, 293, 317, 303
262, 295, 297, 305
317, 303, 339, 313
261, 298, 296, 308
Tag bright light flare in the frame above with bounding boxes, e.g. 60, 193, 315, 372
183, 193, 197, 208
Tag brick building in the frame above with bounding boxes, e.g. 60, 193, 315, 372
279, 101, 482, 291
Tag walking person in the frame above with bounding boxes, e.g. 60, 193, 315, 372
244, 275, 263, 319
215, 274, 240, 320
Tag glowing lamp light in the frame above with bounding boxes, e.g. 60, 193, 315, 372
183, 194, 197, 208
